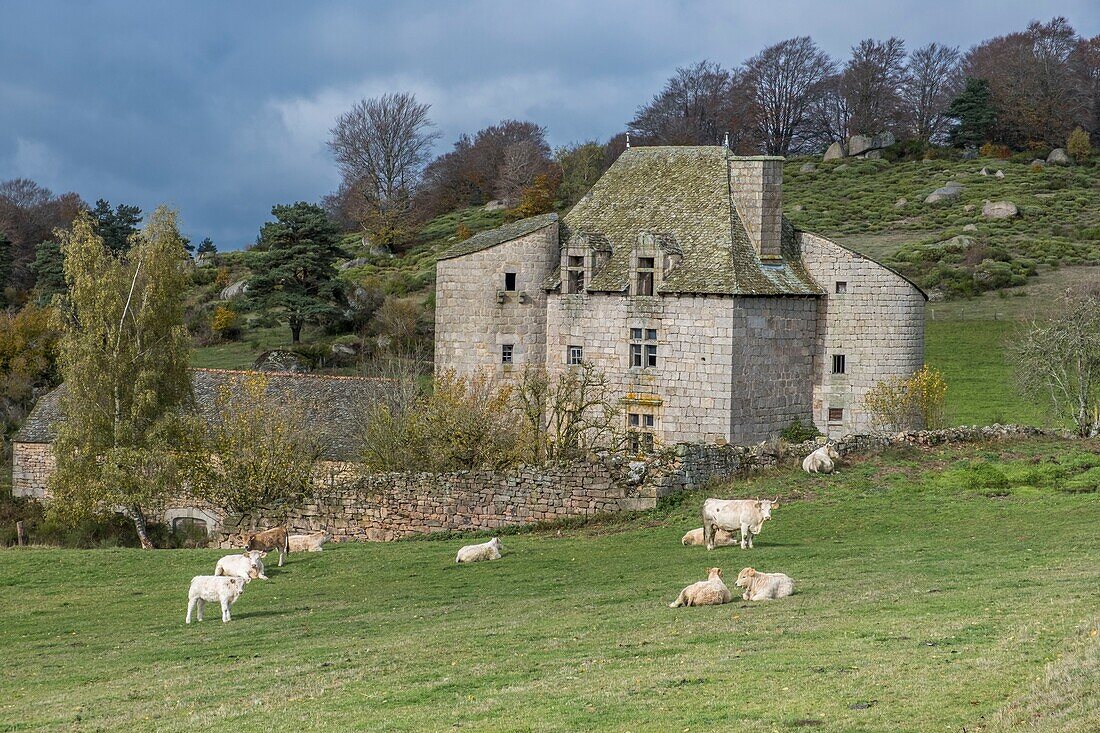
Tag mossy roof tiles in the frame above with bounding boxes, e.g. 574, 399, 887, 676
436, 213, 558, 261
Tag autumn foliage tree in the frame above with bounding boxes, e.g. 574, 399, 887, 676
48, 207, 192, 548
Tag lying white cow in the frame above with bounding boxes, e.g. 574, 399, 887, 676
186, 575, 246, 623
288, 531, 331, 553
803, 443, 841, 474
701, 498, 776, 550
455, 537, 502, 564
681, 527, 738, 547
215, 550, 268, 581
669, 567, 732, 608
734, 567, 794, 601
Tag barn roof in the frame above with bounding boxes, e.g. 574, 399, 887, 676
13, 368, 384, 461
436, 212, 559, 261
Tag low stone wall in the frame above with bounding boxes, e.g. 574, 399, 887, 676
11, 441, 55, 498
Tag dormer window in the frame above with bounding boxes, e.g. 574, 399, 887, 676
566, 255, 585, 294
504, 272, 517, 291
636, 257, 655, 296
592, 250, 611, 274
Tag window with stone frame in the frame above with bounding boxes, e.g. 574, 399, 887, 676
501, 344, 514, 364
567, 344, 584, 365
629, 327, 658, 368
828, 407, 844, 422
627, 412, 656, 452
566, 255, 585, 294
172, 516, 208, 534
831, 353, 846, 374
504, 272, 517, 291
635, 256, 655, 295
835, 281, 847, 294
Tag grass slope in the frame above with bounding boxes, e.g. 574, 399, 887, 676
2, 439, 1098, 732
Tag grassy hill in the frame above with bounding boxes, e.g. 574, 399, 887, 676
2, 438, 1098, 731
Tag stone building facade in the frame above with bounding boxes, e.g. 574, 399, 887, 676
436, 146, 926, 443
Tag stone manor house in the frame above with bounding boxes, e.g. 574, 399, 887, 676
435, 146, 927, 446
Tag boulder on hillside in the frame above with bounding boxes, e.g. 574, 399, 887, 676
847, 134, 875, 157
982, 200, 1018, 219
834, 163, 850, 171
995, 169, 1005, 179
253, 349, 310, 373
961, 147, 979, 160
800, 162, 817, 173
339, 257, 370, 271
894, 197, 908, 209
823, 142, 845, 161
980, 167, 989, 175
863, 150, 884, 160
484, 200, 507, 211
219, 279, 249, 301
1030, 159, 1046, 167
925, 184, 963, 204
963, 223, 978, 231
1047, 148, 1071, 165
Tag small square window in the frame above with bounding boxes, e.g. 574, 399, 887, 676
645, 344, 658, 368
628, 413, 640, 427
643, 414, 655, 428
568, 255, 584, 268
567, 345, 583, 365
644, 328, 657, 341
504, 272, 517, 291
832, 354, 846, 374
501, 344, 514, 364
630, 327, 643, 340
835, 281, 847, 294
828, 407, 844, 422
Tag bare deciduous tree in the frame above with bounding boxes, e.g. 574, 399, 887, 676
805, 74, 852, 151
844, 37, 908, 135
901, 43, 963, 143
515, 363, 624, 464
629, 60, 753, 149
1010, 286, 1100, 437
328, 92, 439, 246
744, 37, 835, 155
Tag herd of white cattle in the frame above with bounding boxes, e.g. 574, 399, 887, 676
185, 443, 842, 622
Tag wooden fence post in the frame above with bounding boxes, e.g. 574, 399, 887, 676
16, 521, 26, 546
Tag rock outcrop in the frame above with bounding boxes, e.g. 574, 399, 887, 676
982, 201, 1018, 219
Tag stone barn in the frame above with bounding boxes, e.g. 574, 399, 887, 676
435, 146, 926, 444
10, 368, 380, 534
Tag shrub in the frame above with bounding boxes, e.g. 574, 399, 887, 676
455, 223, 473, 241
210, 305, 241, 340
1067, 127, 1091, 161
780, 420, 823, 444
863, 365, 948, 433
979, 143, 1012, 160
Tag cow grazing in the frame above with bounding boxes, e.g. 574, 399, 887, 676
288, 531, 331, 553
455, 537, 502, 564
701, 498, 776, 550
215, 550, 268, 581
244, 526, 290, 566
186, 575, 246, 623
803, 443, 841, 474
669, 567, 732, 608
735, 567, 795, 601
681, 527, 738, 547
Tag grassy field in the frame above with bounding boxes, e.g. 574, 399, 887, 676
2, 439, 1098, 732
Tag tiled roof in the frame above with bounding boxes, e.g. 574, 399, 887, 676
14, 368, 386, 461
436, 213, 558, 261
560, 146, 822, 296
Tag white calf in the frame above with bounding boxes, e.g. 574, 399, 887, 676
455, 537, 502, 563
669, 568, 732, 608
802, 443, 841, 474
186, 575, 246, 623
681, 527, 738, 547
734, 567, 795, 601
288, 531, 331, 553
215, 550, 268, 580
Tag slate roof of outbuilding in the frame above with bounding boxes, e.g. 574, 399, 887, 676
13, 368, 384, 461
436, 212, 559, 261
560, 146, 823, 296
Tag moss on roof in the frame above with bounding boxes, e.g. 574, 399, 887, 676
14, 369, 387, 461
560, 146, 822, 296
436, 213, 558, 261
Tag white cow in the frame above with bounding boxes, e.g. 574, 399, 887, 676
455, 537, 502, 563
802, 443, 841, 474
288, 531, 331, 553
186, 575, 246, 623
701, 498, 776, 550
669, 567, 732, 608
734, 567, 795, 601
681, 527, 738, 547
215, 550, 268, 581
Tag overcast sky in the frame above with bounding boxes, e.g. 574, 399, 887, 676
1, 1, 1097, 248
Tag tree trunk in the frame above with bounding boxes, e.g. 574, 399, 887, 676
291, 322, 302, 344
128, 505, 155, 549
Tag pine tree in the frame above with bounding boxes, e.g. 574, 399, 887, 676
91, 199, 143, 252
246, 203, 346, 344
31, 239, 66, 303
946, 78, 997, 148
196, 237, 217, 257
49, 207, 192, 548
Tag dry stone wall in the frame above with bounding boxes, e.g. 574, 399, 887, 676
11, 442, 54, 498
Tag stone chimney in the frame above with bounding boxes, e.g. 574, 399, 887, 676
728, 156, 784, 261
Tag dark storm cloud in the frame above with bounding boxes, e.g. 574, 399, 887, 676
1, 0, 1096, 247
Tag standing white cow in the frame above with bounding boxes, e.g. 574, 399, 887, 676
186, 575, 246, 623
701, 498, 776, 550
802, 443, 841, 474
